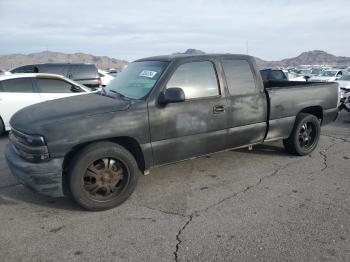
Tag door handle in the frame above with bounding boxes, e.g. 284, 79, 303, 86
213, 105, 225, 113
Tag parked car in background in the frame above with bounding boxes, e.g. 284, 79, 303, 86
337, 75, 350, 112
309, 69, 345, 82
288, 68, 325, 82
5, 54, 339, 210
98, 69, 114, 86
11, 63, 101, 89
336, 75, 350, 89
260, 69, 288, 81
106, 68, 121, 77
0, 73, 90, 134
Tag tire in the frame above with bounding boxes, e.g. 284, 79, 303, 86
283, 113, 321, 156
0, 117, 4, 136
68, 142, 139, 211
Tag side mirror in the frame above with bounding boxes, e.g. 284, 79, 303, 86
158, 87, 185, 105
70, 85, 83, 93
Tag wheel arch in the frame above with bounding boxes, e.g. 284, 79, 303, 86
62, 136, 146, 182
298, 106, 323, 121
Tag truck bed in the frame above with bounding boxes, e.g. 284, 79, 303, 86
264, 81, 339, 141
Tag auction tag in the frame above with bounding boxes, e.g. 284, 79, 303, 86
139, 70, 157, 78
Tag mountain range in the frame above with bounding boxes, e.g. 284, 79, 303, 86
1, 49, 350, 70
0, 51, 128, 70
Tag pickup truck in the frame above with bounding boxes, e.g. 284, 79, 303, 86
5, 54, 339, 211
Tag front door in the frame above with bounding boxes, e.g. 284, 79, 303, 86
0, 78, 42, 129
148, 60, 229, 165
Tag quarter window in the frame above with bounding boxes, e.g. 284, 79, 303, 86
166, 61, 219, 99
222, 59, 256, 95
0, 78, 34, 93
37, 78, 80, 93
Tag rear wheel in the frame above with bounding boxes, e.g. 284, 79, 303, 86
68, 142, 139, 211
0, 117, 4, 136
283, 113, 321, 156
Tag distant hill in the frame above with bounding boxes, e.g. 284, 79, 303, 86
1, 49, 350, 71
0, 51, 128, 70
256, 50, 350, 68
173, 49, 350, 68
173, 48, 206, 55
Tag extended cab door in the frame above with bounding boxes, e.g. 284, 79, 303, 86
220, 58, 268, 148
35, 78, 86, 101
0, 78, 42, 129
148, 59, 229, 165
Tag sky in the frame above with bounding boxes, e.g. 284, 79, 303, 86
0, 0, 349, 61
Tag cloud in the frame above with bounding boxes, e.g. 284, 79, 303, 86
0, 0, 349, 61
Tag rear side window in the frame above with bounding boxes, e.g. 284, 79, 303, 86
38, 65, 69, 77
166, 61, 219, 99
260, 70, 269, 81
222, 59, 256, 95
36, 78, 79, 93
269, 70, 287, 80
0, 78, 34, 92
70, 65, 98, 80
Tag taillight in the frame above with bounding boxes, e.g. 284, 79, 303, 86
98, 78, 102, 87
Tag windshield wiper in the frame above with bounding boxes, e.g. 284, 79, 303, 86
108, 90, 132, 100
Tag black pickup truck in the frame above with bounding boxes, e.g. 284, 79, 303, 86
5, 54, 339, 210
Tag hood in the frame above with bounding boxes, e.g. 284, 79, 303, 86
10, 93, 130, 133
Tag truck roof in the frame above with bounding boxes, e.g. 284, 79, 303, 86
135, 53, 254, 62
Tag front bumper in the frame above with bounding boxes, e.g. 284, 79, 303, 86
5, 144, 64, 197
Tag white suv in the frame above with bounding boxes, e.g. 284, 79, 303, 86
0, 73, 90, 134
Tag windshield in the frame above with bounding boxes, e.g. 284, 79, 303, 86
320, 71, 337, 77
104, 61, 169, 99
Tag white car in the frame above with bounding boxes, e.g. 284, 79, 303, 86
0, 73, 90, 134
309, 69, 344, 82
98, 69, 114, 87
336, 75, 350, 89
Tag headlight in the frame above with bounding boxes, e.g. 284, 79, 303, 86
9, 129, 49, 162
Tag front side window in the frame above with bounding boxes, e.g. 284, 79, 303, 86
105, 61, 169, 100
222, 59, 256, 95
37, 78, 80, 93
0, 78, 34, 93
166, 61, 219, 99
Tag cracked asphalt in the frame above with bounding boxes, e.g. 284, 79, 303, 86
0, 112, 349, 262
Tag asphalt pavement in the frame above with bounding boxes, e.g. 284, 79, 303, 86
0, 112, 349, 261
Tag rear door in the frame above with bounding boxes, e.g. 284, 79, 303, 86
148, 59, 229, 165
0, 78, 42, 129
35, 78, 86, 101
221, 59, 267, 148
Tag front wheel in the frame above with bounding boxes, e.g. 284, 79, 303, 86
68, 142, 139, 211
283, 113, 321, 156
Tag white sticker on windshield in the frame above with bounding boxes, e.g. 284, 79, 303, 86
139, 70, 157, 78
